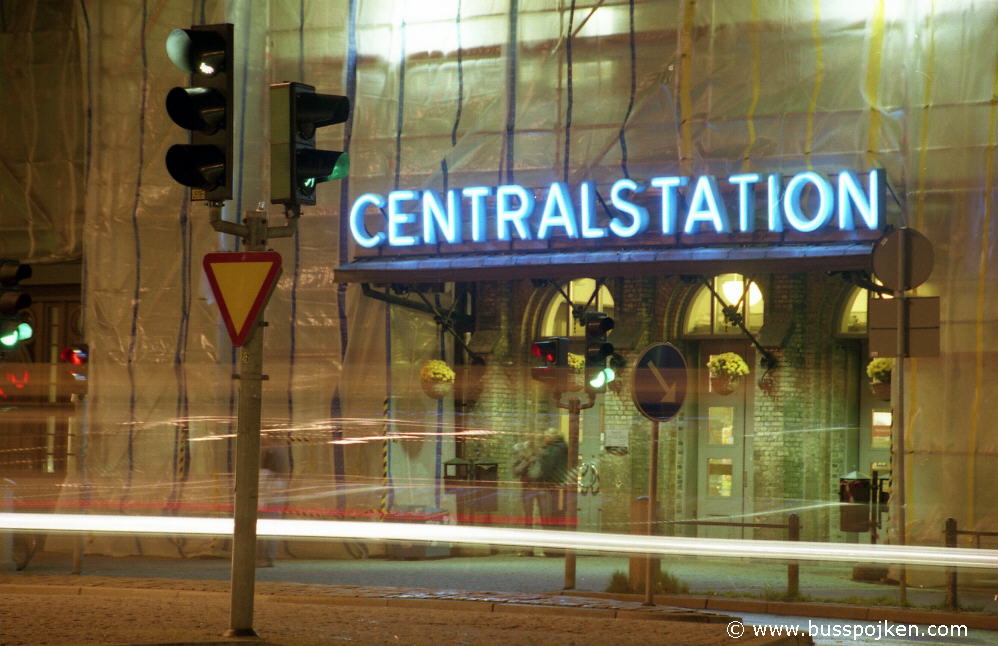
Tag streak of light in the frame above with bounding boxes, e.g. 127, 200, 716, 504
1, 512, 997, 570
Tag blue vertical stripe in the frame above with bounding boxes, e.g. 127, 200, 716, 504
286, 0, 308, 472
125, 0, 149, 494
435, 309, 445, 508
563, 0, 576, 183
231, 2, 253, 245
451, 0, 464, 149
331, 0, 361, 492
503, 0, 518, 185
385, 15, 409, 511
393, 20, 407, 191
618, 0, 637, 179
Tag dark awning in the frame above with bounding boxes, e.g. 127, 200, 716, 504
334, 243, 874, 283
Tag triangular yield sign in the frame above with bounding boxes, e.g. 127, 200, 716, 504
203, 251, 283, 346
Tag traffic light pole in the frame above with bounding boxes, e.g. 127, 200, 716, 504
554, 391, 595, 590
211, 203, 297, 638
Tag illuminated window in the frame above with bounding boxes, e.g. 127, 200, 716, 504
684, 273, 763, 336
707, 406, 735, 445
871, 411, 892, 449
707, 458, 734, 497
839, 287, 893, 336
840, 288, 868, 334
540, 278, 614, 338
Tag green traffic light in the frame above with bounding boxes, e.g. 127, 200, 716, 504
327, 153, 349, 181
588, 367, 616, 389
16, 322, 32, 341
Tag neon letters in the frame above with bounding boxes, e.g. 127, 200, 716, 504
349, 169, 885, 249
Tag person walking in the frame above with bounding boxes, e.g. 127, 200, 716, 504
537, 428, 568, 547
511, 436, 542, 555
257, 435, 291, 567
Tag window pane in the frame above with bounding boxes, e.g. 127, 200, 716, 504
685, 288, 712, 335
841, 289, 868, 334
746, 281, 764, 331
707, 458, 734, 497
708, 406, 735, 445
872, 411, 892, 449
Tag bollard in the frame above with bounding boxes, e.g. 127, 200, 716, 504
945, 517, 958, 610
628, 497, 659, 593
0, 479, 14, 571
787, 514, 800, 598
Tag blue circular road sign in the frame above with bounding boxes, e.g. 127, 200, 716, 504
631, 343, 688, 421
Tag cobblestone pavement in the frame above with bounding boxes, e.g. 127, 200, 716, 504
0, 574, 809, 646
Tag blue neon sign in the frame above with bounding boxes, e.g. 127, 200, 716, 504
348, 169, 885, 249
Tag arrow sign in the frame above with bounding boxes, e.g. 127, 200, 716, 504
203, 251, 282, 346
631, 343, 688, 422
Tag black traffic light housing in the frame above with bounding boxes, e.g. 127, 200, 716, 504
0, 260, 32, 351
270, 81, 351, 206
165, 23, 234, 202
530, 337, 568, 392
583, 312, 615, 393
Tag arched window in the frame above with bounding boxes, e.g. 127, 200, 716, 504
839, 288, 868, 335
683, 273, 764, 336
838, 287, 892, 336
540, 278, 615, 338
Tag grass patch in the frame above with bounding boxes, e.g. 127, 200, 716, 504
605, 568, 689, 594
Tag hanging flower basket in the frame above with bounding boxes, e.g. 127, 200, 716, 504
870, 381, 891, 401
421, 380, 453, 400
710, 374, 740, 395
866, 358, 893, 402
419, 360, 455, 400
706, 352, 750, 395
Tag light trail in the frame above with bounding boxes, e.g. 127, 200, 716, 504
0, 512, 995, 570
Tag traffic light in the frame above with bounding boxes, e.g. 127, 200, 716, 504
584, 312, 615, 393
530, 337, 568, 392
164, 23, 234, 202
59, 344, 89, 392
0, 261, 32, 351
270, 81, 351, 206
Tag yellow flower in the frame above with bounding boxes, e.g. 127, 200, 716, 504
707, 352, 750, 378
567, 352, 585, 374
420, 359, 455, 384
866, 358, 893, 384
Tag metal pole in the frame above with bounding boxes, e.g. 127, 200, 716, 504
895, 228, 908, 605
225, 210, 268, 638
787, 514, 800, 598
563, 397, 580, 590
643, 420, 660, 606
945, 517, 958, 610
69, 395, 84, 574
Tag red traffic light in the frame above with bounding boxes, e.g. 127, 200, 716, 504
59, 345, 88, 366
531, 340, 558, 363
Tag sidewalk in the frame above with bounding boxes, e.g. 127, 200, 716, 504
0, 573, 806, 646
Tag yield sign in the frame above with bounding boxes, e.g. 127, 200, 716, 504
203, 251, 282, 346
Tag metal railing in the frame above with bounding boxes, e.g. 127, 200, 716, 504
944, 517, 998, 610
665, 514, 801, 597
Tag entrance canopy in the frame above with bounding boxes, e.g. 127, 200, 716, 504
334, 242, 875, 283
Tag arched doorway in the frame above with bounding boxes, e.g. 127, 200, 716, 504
536, 278, 615, 532
683, 274, 764, 538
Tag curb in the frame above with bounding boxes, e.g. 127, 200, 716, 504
558, 590, 998, 630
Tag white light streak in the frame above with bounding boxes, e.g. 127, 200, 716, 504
1, 513, 996, 570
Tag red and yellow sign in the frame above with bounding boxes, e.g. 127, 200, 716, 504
203, 251, 282, 346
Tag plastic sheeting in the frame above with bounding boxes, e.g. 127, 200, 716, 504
2, 0, 997, 570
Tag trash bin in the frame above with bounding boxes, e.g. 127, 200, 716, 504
839, 471, 872, 532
